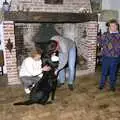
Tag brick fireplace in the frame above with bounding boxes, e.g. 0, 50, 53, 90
2, 0, 97, 85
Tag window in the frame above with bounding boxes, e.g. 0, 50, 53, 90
45, 0, 63, 4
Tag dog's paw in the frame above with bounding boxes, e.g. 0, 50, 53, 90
47, 101, 53, 104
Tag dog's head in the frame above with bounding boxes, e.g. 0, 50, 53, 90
42, 52, 59, 70
42, 41, 59, 70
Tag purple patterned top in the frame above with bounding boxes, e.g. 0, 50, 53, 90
98, 32, 120, 57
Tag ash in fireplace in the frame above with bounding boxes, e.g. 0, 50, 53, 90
76, 55, 88, 70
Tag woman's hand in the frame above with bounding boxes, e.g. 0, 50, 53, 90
42, 65, 51, 71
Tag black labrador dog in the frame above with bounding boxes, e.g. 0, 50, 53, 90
14, 41, 58, 105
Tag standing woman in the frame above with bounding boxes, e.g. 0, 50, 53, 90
98, 19, 120, 91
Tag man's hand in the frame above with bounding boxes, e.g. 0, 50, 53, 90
54, 69, 58, 76
42, 65, 51, 71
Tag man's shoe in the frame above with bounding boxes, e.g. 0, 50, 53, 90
57, 83, 64, 88
68, 84, 74, 91
110, 87, 116, 92
98, 85, 104, 90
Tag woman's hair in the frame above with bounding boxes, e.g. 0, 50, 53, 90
31, 49, 42, 58
106, 19, 119, 27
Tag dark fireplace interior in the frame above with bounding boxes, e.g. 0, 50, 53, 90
14, 22, 88, 71
34, 23, 59, 51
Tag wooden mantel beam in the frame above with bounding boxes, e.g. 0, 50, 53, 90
4, 11, 97, 23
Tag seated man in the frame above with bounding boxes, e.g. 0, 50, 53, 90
19, 49, 51, 94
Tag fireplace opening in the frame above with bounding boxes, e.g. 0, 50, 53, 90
14, 22, 96, 76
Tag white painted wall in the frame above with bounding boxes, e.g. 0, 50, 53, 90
110, 0, 120, 9
102, 0, 111, 10
0, 24, 2, 50
99, 22, 107, 33
101, 0, 120, 33
102, 0, 120, 10
0, 23, 3, 50
0, 22, 7, 74
0, 0, 4, 8
0, 0, 11, 8
0, 0, 11, 74
102, 0, 120, 20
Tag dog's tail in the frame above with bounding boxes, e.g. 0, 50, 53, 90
14, 100, 53, 106
13, 100, 34, 106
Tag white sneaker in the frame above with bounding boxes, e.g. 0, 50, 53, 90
24, 88, 31, 94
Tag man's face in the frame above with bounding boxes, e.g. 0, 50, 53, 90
109, 23, 118, 32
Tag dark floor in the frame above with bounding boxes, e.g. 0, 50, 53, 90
0, 66, 120, 120
0, 74, 8, 87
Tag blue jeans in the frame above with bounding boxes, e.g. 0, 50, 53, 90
58, 47, 76, 85
99, 56, 119, 88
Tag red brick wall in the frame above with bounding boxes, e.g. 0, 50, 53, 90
87, 21, 98, 72
3, 21, 97, 85
3, 21, 20, 85
10, 0, 92, 13
14, 23, 26, 67
73, 22, 97, 72
3, 1, 98, 85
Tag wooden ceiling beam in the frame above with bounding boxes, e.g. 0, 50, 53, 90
4, 11, 97, 23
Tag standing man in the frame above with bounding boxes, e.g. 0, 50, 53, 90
50, 35, 77, 90
98, 19, 120, 91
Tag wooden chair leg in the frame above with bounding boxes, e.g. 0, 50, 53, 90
0, 66, 4, 76
1, 66, 3, 76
